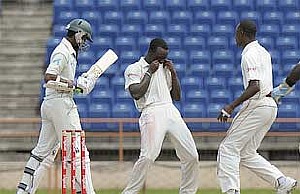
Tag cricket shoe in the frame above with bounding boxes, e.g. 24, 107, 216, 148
226, 189, 240, 194
277, 177, 297, 194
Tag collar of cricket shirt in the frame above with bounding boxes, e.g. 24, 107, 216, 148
62, 37, 77, 58
241, 40, 258, 56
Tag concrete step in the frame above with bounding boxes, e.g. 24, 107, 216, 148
0, 54, 46, 63
1, 30, 50, 40
0, 18, 52, 30
0, 61, 44, 69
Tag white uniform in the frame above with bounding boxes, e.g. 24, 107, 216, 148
122, 57, 199, 194
17, 38, 95, 194
217, 41, 284, 193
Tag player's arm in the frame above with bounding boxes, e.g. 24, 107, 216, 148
272, 63, 300, 103
128, 60, 159, 100
164, 59, 181, 101
218, 80, 260, 122
44, 74, 73, 88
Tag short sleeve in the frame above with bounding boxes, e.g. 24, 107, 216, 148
243, 53, 261, 81
124, 64, 142, 90
45, 53, 67, 75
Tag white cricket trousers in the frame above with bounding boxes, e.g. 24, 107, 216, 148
217, 97, 284, 193
122, 103, 199, 194
31, 96, 95, 194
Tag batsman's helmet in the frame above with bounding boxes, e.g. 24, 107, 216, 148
66, 18, 93, 42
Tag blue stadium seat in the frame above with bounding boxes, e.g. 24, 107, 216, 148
97, 24, 119, 38
172, 11, 193, 26
205, 77, 226, 90
95, 0, 119, 11
240, 11, 261, 24
52, 25, 66, 37
105, 63, 120, 78
144, 24, 165, 37
168, 50, 187, 64
194, 11, 215, 25
149, 11, 170, 25
126, 11, 147, 24
183, 104, 206, 131
89, 103, 111, 131
207, 103, 230, 131
75, 0, 94, 14
210, 89, 232, 104
228, 77, 243, 92
167, 24, 188, 37
94, 76, 110, 90
189, 51, 211, 64
77, 51, 95, 65
115, 37, 136, 51
45, 37, 61, 64
185, 89, 208, 104
257, 36, 274, 50
212, 50, 234, 64
91, 37, 113, 54
263, 11, 283, 26
213, 63, 235, 78
103, 11, 123, 25
120, 0, 141, 11
184, 36, 206, 51
76, 63, 90, 76
181, 76, 203, 92
283, 64, 297, 75
57, 11, 79, 25
212, 24, 234, 37
188, 0, 209, 11
259, 24, 280, 37
53, 0, 73, 18
276, 37, 298, 50
285, 12, 300, 24
165, 0, 186, 11
217, 11, 238, 26
233, 90, 243, 99
278, 0, 299, 11
138, 36, 152, 52
81, 11, 101, 30
277, 103, 298, 130
173, 63, 186, 78
187, 63, 211, 77
91, 90, 113, 105
112, 103, 138, 131
143, 0, 163, 10
111, 76, 125, 94
207, 36, 228, 50
281, 50, 300, 66
281, 24, 299, 36
211, 0, 232, 11
256, 0, 277, 11
74, 94, 89, 105
280, 91, 299, 104
115, 90, 132, 104
121, 24, 142, 37
269, 50, 280, 65
120, 51, 141, 68
274, 76, 285, 86
233, 0, 253, 11
272, 63, 281, 77
190, 24, 211, 36
165, 37, 182, 50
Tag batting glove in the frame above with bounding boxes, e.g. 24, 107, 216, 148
271, 79, 294, 104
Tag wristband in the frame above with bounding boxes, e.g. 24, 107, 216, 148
145, 71, 152, 78
221, 109, 231, 117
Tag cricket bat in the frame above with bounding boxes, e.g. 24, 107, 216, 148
85, 49, 118, 80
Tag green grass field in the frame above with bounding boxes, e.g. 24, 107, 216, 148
2, 189, 300, 194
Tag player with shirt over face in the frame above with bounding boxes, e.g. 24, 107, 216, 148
122, 38, 199, 194
216, 20, 297, 194
16, 19, 97, 194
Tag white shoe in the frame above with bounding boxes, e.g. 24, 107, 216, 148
277, 177, 297, 194
226, 189, 240, 194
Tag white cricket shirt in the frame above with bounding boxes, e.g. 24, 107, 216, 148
241, 40, 273, 99
45, 38, 77, 97
124, 57, 172, 112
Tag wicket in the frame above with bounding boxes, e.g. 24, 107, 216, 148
62, 130, 86, 194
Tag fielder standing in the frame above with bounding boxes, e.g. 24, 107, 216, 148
122, 38, 199, 194
216, 20, 297, 194
17, 18, 97, 194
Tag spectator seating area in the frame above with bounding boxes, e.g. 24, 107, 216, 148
42, 0, 300, 131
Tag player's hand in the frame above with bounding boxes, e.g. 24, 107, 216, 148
217, 105, 234, 123
148, 60, 160, 74
271, 80, 294, 104
163, 59, 175, 72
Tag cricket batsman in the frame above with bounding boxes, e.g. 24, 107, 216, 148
16, 18, 106, 194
